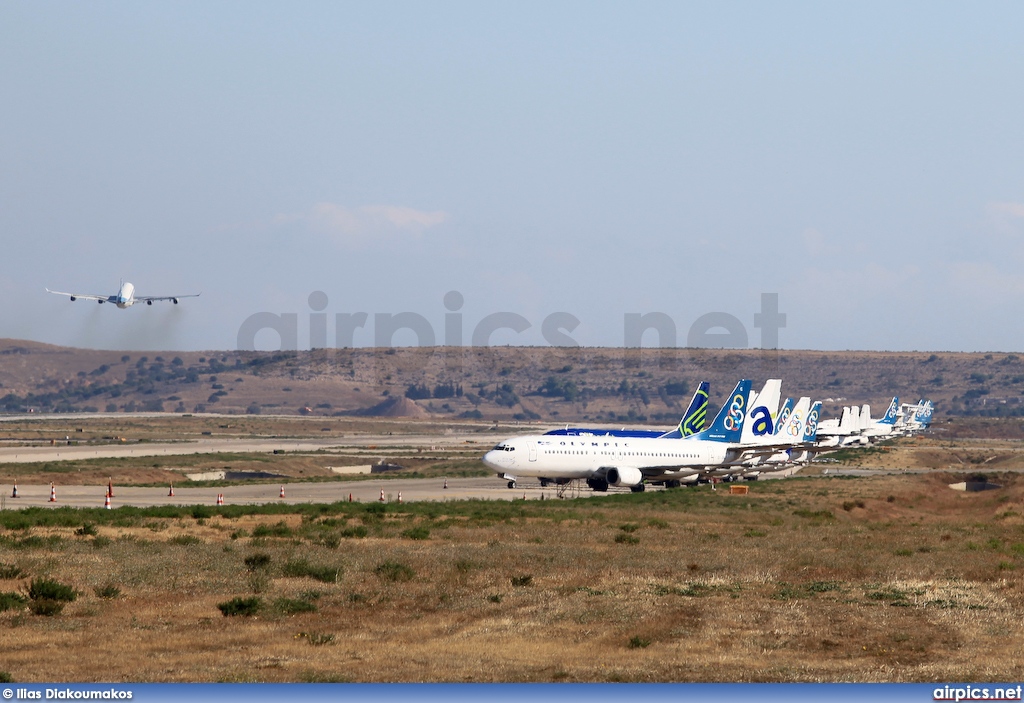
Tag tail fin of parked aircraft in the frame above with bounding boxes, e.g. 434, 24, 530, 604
659, 381, 709, 438
803, 401, 823, 443
774, 398, 795, 435
881, 397, 899, 425
741, 379, 782, 443
916, 400, 934, 427
778, 397, 811, 441
689, 379, 752, 443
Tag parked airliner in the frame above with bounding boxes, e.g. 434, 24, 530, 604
483, 380, 752, 492
47, 281, 200, 309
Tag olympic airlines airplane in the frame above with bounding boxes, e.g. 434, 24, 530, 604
542, 381, 710, 441
483, 380, 752, 492
47, 281, 200, 309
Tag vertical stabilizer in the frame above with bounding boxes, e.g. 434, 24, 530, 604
880, 397, 899, 425
690, 380, 752, 443
774, 398, 795, 435
741, 379, 782, 444
659, 381, 710, 438
802, 401, 823, 443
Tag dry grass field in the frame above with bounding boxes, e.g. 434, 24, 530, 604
3, 468, 1024, 683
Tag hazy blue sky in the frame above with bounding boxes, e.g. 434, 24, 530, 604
2, 1, 1023, 352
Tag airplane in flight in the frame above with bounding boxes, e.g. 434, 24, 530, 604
46, 281, 200, 309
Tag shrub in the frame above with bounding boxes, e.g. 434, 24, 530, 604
510, 574, 533, 587
619, 523, 640, 533
402, 526, 430, 541
303, 631, 335, 646
375, 561, 415, 583
244, 553, 272, 571
305, 566, 341, 583
282, 559, 341, 583
74, 523, 97, 536
217, 596, 262, 617
169, 535, 202, 546
282, 559, 312, 578
28, 578, 76, 603
252, 522, 293, 538
615, 533, 640, 544
0, 563, 25, 580
792, 509, 835, 520
628, 636, 651, 649
94, 584, 121, 599
340, 526, 368, 539
274, 597, 318, 615
29, 600, 65, 616
0, 672, 11, 683
0, 592, 26, 612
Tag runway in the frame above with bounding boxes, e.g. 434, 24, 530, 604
0, 433, 510, 464
0, 475, 608, 509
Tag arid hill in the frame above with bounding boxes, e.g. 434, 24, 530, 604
0, 339, 1020, 428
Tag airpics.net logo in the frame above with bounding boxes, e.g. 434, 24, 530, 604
235, 292, 787, 355
933, 684, 1023, 701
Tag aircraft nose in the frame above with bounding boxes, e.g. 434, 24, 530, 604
482, 450, 502, 469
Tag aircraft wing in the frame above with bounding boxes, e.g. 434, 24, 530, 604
134, 293, 202, 303
46, 288, 111, 302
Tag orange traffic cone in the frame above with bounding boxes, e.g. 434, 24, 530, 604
397, 491, 402, 504
11, 481, 18, 498
216, 493, 224, 506
104, 494, 111, 510
279, 485, 285, 499
379, 488, 385, 502
49, 483, 56, 502
443, 478, 448, 490
107, 477, 114, 498
168, 483, 175, 497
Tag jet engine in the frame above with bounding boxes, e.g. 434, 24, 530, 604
606, 466, 643, 487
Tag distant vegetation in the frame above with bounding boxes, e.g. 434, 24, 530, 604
2, 340, 1021, 421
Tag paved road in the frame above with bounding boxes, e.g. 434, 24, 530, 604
0, 434, 510, 464
0, 475, 624, 509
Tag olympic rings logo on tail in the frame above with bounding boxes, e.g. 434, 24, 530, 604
803, 409, 819, 438
722, 393, 746, 431
776, 407, 792, 430
787, 410, 804, 437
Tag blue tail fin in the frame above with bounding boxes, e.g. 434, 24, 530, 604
881, 397, 899, 425
917, 400, 933, 427
802, 401, 823, 443
689, 380, 752, 443
658, 381, 709, 438
774, 398, 795, 435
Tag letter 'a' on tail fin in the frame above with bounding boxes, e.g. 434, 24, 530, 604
802, 401, 823, 443
690, 379, 752, 443
659, 381, 709, 438
881, 396, 899, 425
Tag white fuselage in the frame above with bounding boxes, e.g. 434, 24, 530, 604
113, 282, 136, 308
482, 433, 736, 483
